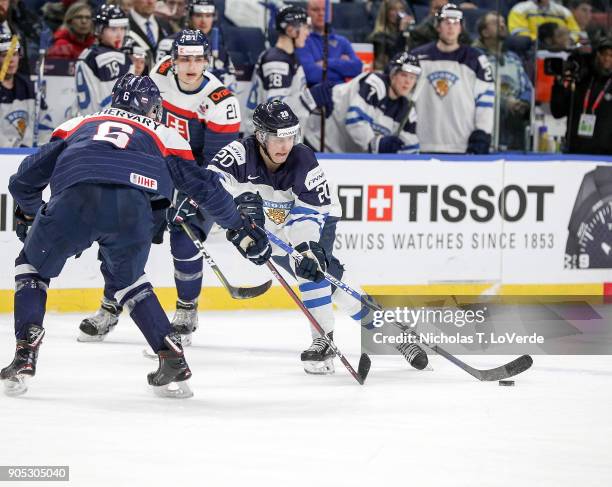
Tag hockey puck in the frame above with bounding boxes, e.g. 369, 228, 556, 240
499, 380, 515, 386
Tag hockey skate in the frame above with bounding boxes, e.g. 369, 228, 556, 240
171, 299, 198, 346
148, 333, 193, 398
78, 298, 122, 342
396, 341, 429, 370
1, 325, 45, 397
301, 332, 336, 375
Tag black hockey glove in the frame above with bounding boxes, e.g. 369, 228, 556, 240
227, 214, 271, 265
15, 205, 35, 242
295, 241, 327, 282
308, 81, 334, 117
167, 192, 199, 228
377, 135, 404, 154
235, 192, 265, 228
466, 130, 491, 155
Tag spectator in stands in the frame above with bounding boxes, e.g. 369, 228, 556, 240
0, 34, 42, 147
155, 0, 187, 32
538, 22, 572, 50
1, 0, 42, 75
474, 12, 532, 150
550, 37, 612, 155
368, 0, 415, 71
47, 2, 95, 60
406, 0, 472, 50
411, 3, 494, 153
127, 0, 173, 66
508, 0, 580, 42
296, 0, 363, 87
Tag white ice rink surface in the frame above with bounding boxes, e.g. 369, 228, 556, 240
1, 310, 611, 487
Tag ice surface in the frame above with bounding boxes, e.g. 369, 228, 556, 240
1, 310, 611, 487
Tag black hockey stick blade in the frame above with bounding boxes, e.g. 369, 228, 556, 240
227, 276, 272, 299
357, 353, 372, 383
475, 354, 534, 381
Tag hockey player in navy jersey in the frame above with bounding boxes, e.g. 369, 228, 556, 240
305, 51, 421, 154
411, 4, 494, 154
156, 0, 236, 90
1, 73, 271, 398
245, 5, 334, 134
75, 4, 133, 116
78, 30, 241, 345
207, 100, 428, 374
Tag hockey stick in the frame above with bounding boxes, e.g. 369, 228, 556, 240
33, 28, 53, 147
264, 230, 533, 382
180, 222, 272, 299
266, 260, 371, 385
0, 35, 18, 82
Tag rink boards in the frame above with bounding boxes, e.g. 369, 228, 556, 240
0, 151, 610, 311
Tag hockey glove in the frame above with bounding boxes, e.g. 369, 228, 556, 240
466, 130, 491, 155
14, 205, 35, 242
167, 192, 199, 228
295, 241, 327, 282
301, 81, 334, 117
235, 192, 265, 228
376, 135, 404, 154
227, 214, 271, 265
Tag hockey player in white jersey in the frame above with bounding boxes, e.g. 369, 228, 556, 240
306, 52, 421, 154
75, 4, 133, 116
411, 3, 494, 154
0, 35, 46, 147
156, 0, 236, 91
78, 30, 241, 345
207, 100, 429, 374
245, 5, 333, 135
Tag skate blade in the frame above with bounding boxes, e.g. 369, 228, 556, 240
77, 331, 107, 343
151, 380, 193, 399
142, 348, 158, 360
303, 358, 335, 375
3, 375, 28, 397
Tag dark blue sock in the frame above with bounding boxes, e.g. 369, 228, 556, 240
14, 278, 48, 340
170, 231, 203, 302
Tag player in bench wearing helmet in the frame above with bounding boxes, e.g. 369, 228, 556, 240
410, 3, 494, 154
305, 51, 421, 154
207, 100, 429, 374
2, 73, 270, 398
75, 4, 133, 116
156, 0, 236, 90
245, 5, 333, 134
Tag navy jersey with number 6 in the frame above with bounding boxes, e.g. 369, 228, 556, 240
9, 108, 242, 230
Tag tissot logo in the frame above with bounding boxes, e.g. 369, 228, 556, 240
337, 184, 554, 223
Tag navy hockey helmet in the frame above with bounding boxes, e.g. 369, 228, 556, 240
189, 0, 215, 16
275, 5, 309, 34
0, 34, 23, 57
171, 29, 211, 59
111, 74, 163, 123
94, 4, 129, 37
252, 100, 301, 146
386, 52, 422, 77
435, 3, 463, 25
121, 37, 146, 59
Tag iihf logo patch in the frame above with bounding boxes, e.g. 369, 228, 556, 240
427, 71, 458, 98
5, 110, 28, 139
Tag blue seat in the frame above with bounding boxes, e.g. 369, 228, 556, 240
475, 0, 510, 17
413, 4, 430, 23
331, 2, 369, 31
462, 8, 487, 36
221, 25, 266, 65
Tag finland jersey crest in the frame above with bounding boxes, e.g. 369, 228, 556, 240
264, 200, 293, 225
5, 110, 28, 138
427, 71, 459, 98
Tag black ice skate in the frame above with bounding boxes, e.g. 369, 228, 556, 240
171, 299, 198, 346
148, 333, 193, 398
1, 325, 45, 396
78, 298, 123, 342
301, 332, 336, 375
396, 341, 429, 370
